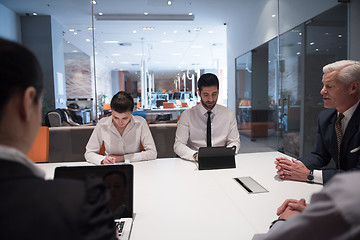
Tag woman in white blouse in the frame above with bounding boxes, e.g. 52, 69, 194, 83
85, 91, 157, 164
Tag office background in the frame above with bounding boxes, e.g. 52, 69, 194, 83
0, 0, 359, 159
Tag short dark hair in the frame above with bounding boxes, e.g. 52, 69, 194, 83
197, 73, 219, 92
0, 38, 43, 115
110, 91, 134, 113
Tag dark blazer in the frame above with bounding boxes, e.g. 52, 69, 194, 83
300, 103, 360, 183
0, 159, 117, 240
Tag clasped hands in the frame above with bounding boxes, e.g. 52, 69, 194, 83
101, 155, 125, 164
277, 198, 308, 220
275, 157, 309, 182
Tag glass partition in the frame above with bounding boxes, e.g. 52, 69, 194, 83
235, 4, 348, 157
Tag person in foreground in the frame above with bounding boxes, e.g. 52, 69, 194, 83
85, 91, 157, 164
252, 171, 360, 240
0, 38, 116, 239
174, 73, 240, 161
275, 60, 360, 184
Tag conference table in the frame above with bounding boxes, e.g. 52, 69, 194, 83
37, 151, 323, 240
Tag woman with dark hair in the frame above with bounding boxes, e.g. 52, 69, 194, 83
85, 91, 157, 164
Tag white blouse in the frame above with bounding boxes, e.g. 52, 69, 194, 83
85, 115, 157, 165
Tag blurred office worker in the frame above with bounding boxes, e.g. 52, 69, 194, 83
174, 73, 240, 161
85, 91, 157, 165
275, 60, 360, 184
0, 38, 116, 240
252, 171, 360, 240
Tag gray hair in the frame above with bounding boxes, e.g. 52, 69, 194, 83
323, 60, 360, 85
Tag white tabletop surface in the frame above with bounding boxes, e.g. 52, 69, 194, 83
37, 151, 323, 240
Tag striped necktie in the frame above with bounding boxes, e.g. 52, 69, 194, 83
335, 113, 344, 169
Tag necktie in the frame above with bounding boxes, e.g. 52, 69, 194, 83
335, 113, 344, 169
207, 111, 212, 147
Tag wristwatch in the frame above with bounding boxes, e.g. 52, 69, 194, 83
193, 152, 198, 160
307, 169, 314, 183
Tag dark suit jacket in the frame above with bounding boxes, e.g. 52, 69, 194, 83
0, 159, 117, 240
300, 103, 360, 183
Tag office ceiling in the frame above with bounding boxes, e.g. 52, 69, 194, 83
0, 0, 241, 78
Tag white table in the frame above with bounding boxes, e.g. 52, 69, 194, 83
37, 151, 323, 240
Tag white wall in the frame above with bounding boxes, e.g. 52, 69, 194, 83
0, 3, 21, 42
226, 0, 339, 111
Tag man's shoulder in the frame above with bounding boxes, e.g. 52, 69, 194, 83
318, 108, 337, 122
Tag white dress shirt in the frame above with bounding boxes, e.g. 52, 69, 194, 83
85, 115, 157, 165
174, 103, 240, 160
0, 144, 45, 178
314, 100, 360, 184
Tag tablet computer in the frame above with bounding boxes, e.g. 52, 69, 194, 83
198, 146, 236, 170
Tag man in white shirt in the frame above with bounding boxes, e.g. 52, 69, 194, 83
275, 60, 360, 184
174, 73, 240, 161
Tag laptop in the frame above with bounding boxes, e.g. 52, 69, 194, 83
198, 146, 236, 170
54, 164, 134, 240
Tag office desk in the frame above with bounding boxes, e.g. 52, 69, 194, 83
37, 151, 322, 240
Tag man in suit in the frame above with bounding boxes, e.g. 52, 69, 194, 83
0, 38, 117, 239
252, 171, 360, 239
275, 60, 360, 184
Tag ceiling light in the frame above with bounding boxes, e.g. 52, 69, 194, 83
32, 12, 37, 16
99, 12, 103, 16
167, 1, 172, 5
325, 32, 329, 35
144, 12, 149, 15
96, 14, 194, 21
112, 54, 120, 56
86, 39, 90, 42
272, 14, 276, 18
73, 32, 78, 35
310, 42, 314, 45
92, 0, 97, 4
315, 48, 319, 51
142, 27, 154, 30
173, 30, 178, 34
133, 30, 137, 33
69, 29, 74, 32
194, 27, 201, 31
111, 61, 114, 64
161, 40, 173, 43
104, 41, 120, 43
87, 27, 95, 30
189, 13, 193, 16
208, 31, 214, 34
72, 50, 78, 53
296, 52, 300, 55
297, 42, 301, 45
163, 32, 166, 35
299, 33, 302, 36
95, 52, 98, 55
338, 34, 342, 38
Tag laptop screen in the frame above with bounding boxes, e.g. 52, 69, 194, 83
54, 164, 133, 219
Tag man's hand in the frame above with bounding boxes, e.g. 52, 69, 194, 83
275, 157, 309, 182
277, 198, 308, 220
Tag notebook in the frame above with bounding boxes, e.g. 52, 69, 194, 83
54, 164, 134, 240
198, 146, 236, 170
